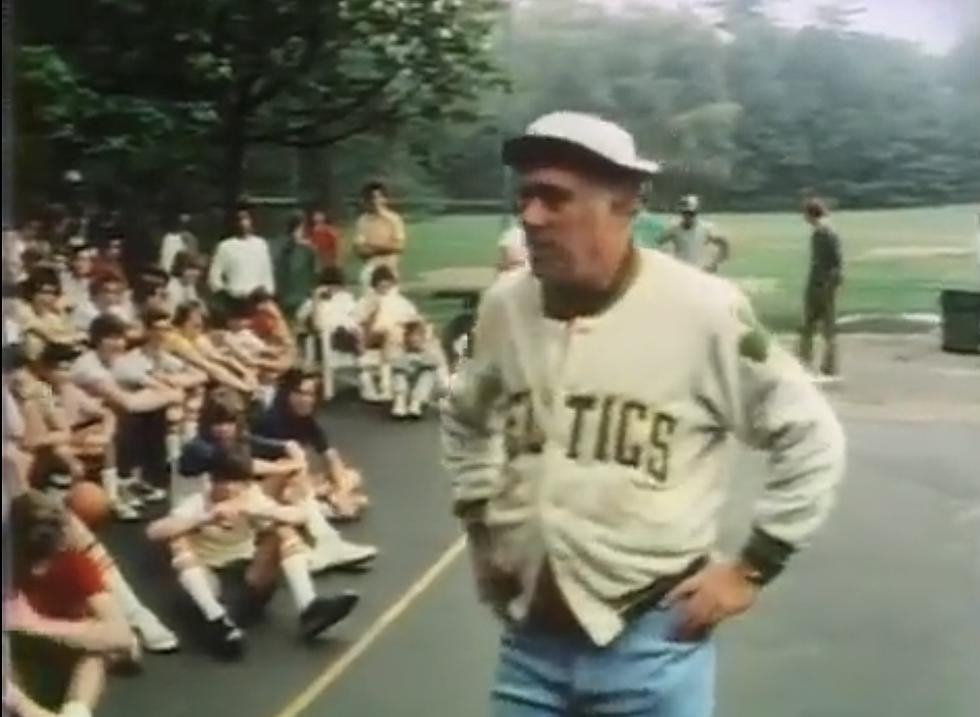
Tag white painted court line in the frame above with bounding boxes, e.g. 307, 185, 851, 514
269, 535, 467, 717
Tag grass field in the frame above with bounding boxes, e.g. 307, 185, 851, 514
373, 204, 980, 331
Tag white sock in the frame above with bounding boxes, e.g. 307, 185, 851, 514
166, 432, 182, 465
305, 495, 341, 546
281, 552, 316, 612
100, 467, 120, 502
258, 384, 275, 408
410, 371, 436, 412
379, 363, 393, 398
392, 374, 408, 414
105, 565, 147, 624
60, 702, 93, 717
177, 566, 225, 620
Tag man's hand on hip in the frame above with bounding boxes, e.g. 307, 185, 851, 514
664, 560, 761, 641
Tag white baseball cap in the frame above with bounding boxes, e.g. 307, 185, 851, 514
678, 194, 700, 213
503, 111, 661, 177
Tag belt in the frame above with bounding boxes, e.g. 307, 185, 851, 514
617, 555, 709, 622
524, 556, 709, 636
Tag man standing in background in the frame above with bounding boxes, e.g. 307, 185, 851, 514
631, 192, 667, 250
276, 214, 321, 323
159, 214, 199, 275
353, 182, 407, 289
798, 198, 844, 378
307, 209, 343, 270
659, 195, 730, 273
208, 206, 275, 300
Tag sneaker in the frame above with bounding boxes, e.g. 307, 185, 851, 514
308, 540, 378, 574
299, 592, 359, 641
49, 473, 73, 489
359, 373, 381, 402
112, 499, 142, 522
133, 480, 167, 504
118, 483, 145, 509
132, 610, 180, 653
391, 396, 408, 418
205, 614, 244, 660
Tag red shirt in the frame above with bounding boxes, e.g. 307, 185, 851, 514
19, 550, 104, 620
308, 224, 342, 267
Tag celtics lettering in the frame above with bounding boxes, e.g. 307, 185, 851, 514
505, 392, 677, 483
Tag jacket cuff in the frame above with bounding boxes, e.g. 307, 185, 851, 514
739, 527, 796, 586
452, 497, 488, 525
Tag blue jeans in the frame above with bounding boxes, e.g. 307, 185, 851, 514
492, 607, 716, 717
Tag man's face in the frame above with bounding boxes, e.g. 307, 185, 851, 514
96, 335, 127, 362
374, 279, 395, 296
680, 211, 696, 229
288, 379, 317, 417
210, 420, 239, 445
43, 362, 72, 388
312, 211, 326, 225
182, 266, 202, 285
183, 309, 204, 334
95, 281, 124, 308
70, 250, 94, 277
146, 317, 171, 345
369, 190, 387, 212
237, 211, 254, 235
517, 166, 635, 287
145, 285, 169, 312
106, 239, 123, 259
405, 328, 426, 352
33, 285, 59, 312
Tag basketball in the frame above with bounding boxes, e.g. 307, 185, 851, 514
66, 482, 112, 529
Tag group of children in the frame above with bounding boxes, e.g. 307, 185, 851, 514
1, 212, 449, 717
297, 264, 450, 417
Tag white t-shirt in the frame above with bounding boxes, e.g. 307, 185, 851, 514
60, 274, 90, 311
71, 350, 118, 392
208, 235, 275, 297
113, 348, 186, 388
298, 291, 359, 333
72, 300, 135, 334
171, 485, 280, 567
166, 277, 200, 312
356, 290, 419, 332
160, 232, 187, 273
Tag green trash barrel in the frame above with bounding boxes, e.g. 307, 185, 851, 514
939, 289, 980, 354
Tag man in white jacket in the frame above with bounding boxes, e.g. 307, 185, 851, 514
441, 112, 846, 717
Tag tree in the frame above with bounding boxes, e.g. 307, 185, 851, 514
16, 0, 503, 220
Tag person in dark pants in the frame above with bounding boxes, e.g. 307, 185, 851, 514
799, 198, 843, 377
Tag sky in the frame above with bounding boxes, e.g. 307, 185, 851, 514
596, 0, 977, 52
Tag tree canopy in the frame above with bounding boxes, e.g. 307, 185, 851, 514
12, 0, 980, 218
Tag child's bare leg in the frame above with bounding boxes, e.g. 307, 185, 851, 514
62, 655, 107, 716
